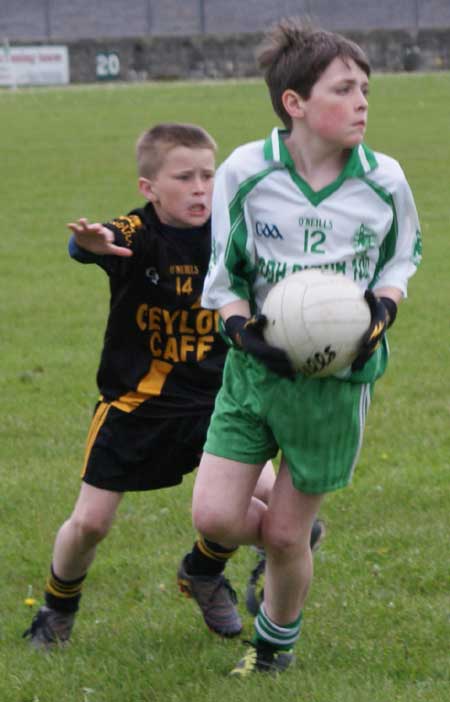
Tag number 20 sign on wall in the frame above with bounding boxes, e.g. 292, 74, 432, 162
96, 52, 120, 80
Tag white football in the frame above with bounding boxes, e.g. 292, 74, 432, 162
262, 270, 371, 377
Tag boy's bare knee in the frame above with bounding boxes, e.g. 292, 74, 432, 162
69, 512, 112, 545
193, 506, 231, 544
261, 515, 305, 553
263, 527, 296, 552
192, 507, 220, 540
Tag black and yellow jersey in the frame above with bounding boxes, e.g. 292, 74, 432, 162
69, 203, 228, 417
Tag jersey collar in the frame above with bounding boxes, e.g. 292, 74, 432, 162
263, 127, 378, 205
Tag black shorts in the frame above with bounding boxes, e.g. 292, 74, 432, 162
81, 401, 212, 491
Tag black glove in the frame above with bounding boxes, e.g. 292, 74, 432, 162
225, 314, 295, 379
351, 291, 397, 372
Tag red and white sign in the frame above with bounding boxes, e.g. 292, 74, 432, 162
0, 45, 69, 86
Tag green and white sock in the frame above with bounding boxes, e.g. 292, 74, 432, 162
253, 602, 302, 651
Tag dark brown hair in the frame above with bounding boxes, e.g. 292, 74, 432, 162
136, 123, 217, 178
258, 17, 371, 129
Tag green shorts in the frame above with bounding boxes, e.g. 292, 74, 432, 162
204, 349, 373, 494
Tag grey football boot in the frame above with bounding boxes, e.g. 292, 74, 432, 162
23, 606, 75, 650
177, 555, 242, 637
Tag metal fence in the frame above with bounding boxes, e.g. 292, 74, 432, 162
1, 0, 450, 41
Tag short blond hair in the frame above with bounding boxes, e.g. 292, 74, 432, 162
136, 123, 217, 179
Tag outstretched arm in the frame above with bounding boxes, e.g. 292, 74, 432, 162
67, 218, 133, 258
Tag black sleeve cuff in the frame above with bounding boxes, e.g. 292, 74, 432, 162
380, 297, 398, 327
224, 315, 247, 345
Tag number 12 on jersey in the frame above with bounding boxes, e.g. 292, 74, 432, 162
303, 229, 326, 254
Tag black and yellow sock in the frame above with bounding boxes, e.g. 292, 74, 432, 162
185, 536, 238, 576
44, 565, 87, 613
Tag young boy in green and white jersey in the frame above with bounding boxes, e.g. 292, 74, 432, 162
192, 19, 422, 676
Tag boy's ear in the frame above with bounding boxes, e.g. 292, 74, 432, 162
138, 177, 157, 202
282, 89, 306, 119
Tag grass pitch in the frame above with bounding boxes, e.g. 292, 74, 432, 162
0, 74, 449, 702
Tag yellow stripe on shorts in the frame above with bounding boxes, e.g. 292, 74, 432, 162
80, 401, 111, 478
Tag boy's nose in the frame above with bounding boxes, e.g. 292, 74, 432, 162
358, 91, 368, 109
193, 176, 205, 191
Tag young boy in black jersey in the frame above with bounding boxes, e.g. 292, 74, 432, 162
23, 123, 323, 650
22, 123, 262, 647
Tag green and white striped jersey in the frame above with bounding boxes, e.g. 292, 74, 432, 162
203, 128, 422, 314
